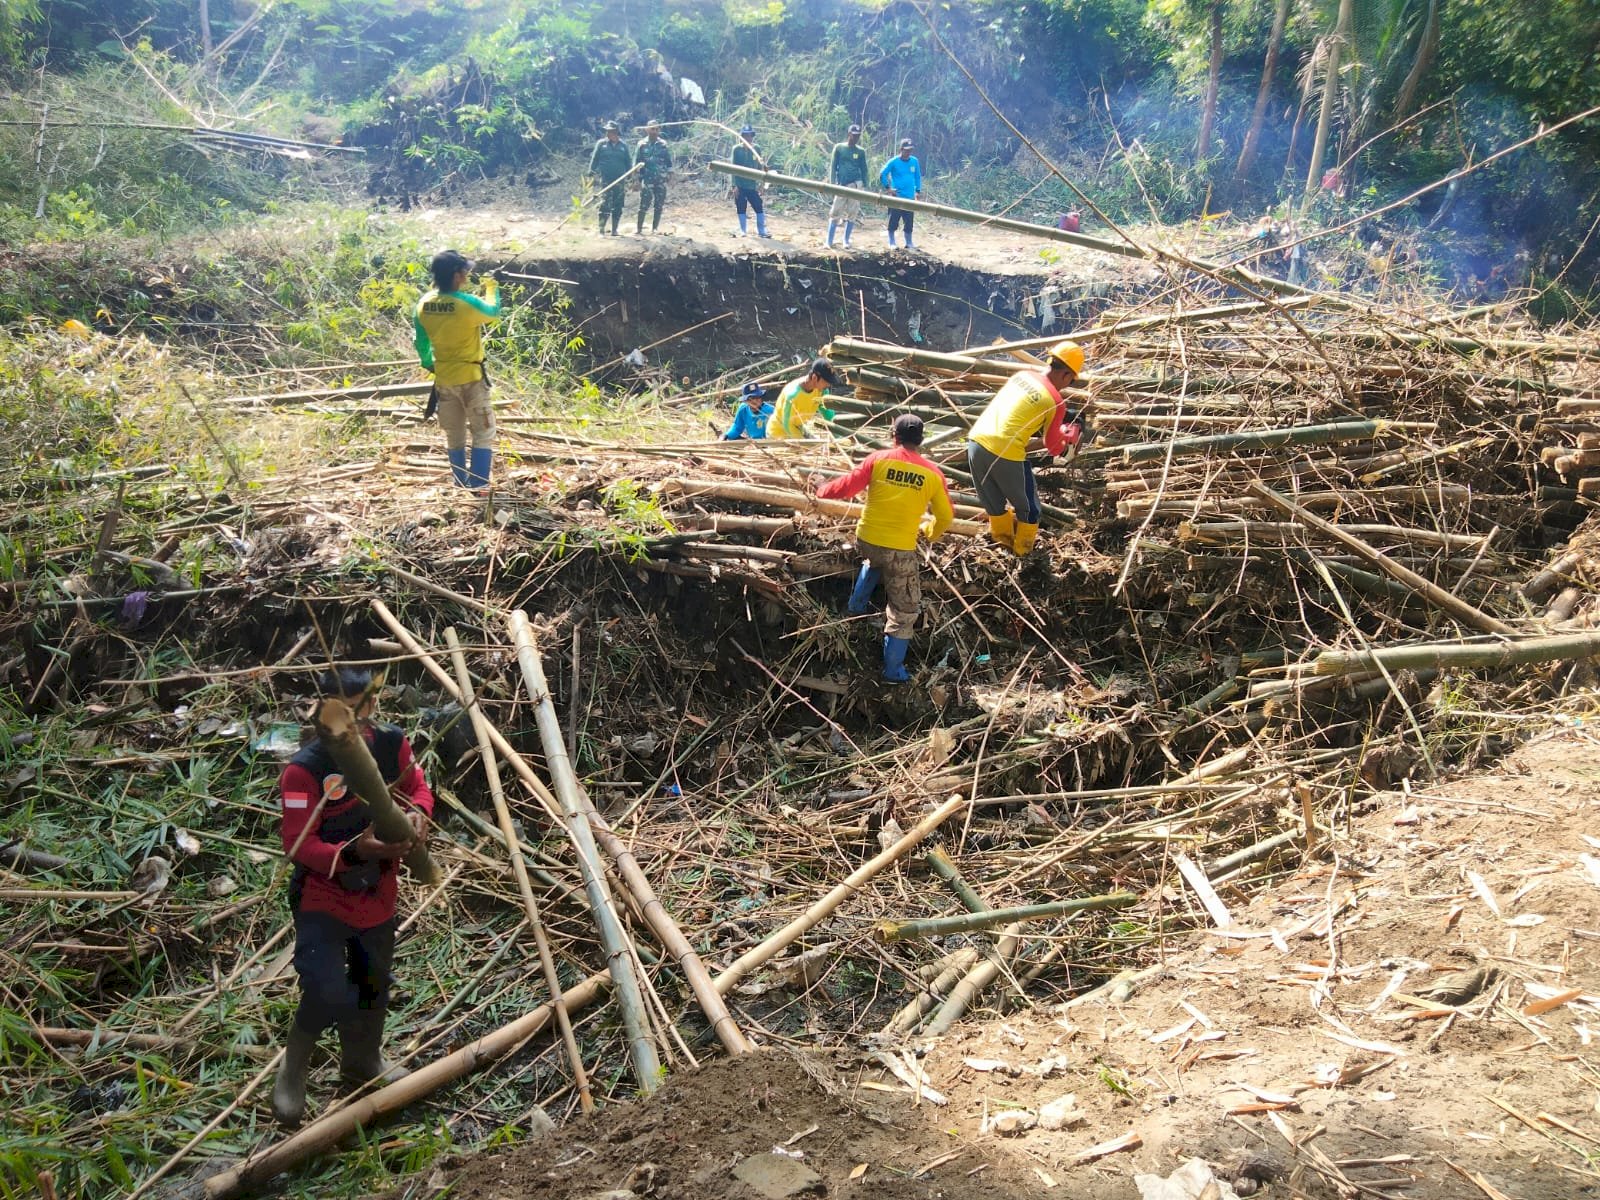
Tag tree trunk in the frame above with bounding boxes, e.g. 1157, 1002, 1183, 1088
1392, 0, 1441, 121
1196, 1, 1224, 161
1236, 0, 1291, 179
199, 0, 213, 58
1304, 0, 1353, 199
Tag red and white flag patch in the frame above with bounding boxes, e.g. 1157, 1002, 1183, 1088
282, 791, 312, 810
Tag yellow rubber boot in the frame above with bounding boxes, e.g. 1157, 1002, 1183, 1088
1012, 521, 1041, 556
987, 513, 1016, 547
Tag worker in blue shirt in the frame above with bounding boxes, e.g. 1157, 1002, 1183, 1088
879, 138, 922, 250
723, 382, 774, 440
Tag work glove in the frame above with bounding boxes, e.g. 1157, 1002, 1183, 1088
491, 267, 509, 285
820, 406, 836, 422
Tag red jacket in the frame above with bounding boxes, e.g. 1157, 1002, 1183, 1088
278, 723, 434, 929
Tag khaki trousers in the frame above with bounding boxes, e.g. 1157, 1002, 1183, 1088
857, 537, 921, 639
435, 378, 495, 451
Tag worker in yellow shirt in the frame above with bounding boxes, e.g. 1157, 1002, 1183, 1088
966, 340, 1086, 556
766, 358, 842, 439
814, 414, 955, 682
414, 249, 502, 492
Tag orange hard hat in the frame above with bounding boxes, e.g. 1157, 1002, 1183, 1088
1047, 340, 1085, 375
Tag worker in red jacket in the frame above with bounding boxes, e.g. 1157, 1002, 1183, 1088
814, 413, 955, 681
271, 667, 434, 1128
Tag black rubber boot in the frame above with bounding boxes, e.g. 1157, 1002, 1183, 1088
271, 1026, 318, 1128
339, 1008, 410, 1091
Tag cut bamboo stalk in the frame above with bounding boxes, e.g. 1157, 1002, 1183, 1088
1085, 419, 1393, 466
1310, 630, 1600, 677
921, 927, 1023, 1036
444, 627, 594, 1114
201, 974, 609, 1199
876, 891, 1138, 942
310, 697, 442, 884
1523, 552, 1580, 601
884, 948, 982, 1034
714, 795, 967, 994
1248, 482, 1518, 636
503, 611, 661, 1095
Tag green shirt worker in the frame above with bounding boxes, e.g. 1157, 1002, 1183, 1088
414, 249, 502, 492
634, 119, 672, 234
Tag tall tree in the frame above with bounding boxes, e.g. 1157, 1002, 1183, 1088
1235, 0, 1291, 179
1305, 0, 1353, 197
1195, 0, 1224, 160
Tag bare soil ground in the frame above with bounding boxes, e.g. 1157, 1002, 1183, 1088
413, 726, 1600, 1200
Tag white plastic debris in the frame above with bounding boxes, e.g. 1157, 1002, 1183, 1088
1134, 1159, 1242, 1200
1037, 1093, 1085, 1130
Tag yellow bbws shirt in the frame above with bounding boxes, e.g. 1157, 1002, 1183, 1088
816, 446, 955, 552
969, 370, 1062, 461
414, 281, 501, 387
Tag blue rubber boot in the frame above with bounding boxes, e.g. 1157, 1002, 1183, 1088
467, 446, 493, 492
844, 221, 854, 247
447, 448, 470, 488
882, 635, 911, 683
846, 563, 881, 614
738, 211, 748, 236
826, 220, 838, 248
756, 212, 771, 238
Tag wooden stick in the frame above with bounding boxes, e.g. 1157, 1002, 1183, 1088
876, 891, 1138, 942
311, 697, 442, 884
32, 1026, 269, 1058
1248, 481, 1518, 636
503, 610, 662, 1094
201, 975, 609, 1199
444, 627, 594, 1114
715, 795, 967, 994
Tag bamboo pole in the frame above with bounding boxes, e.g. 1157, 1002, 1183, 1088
714, 795, 967, 995
443, 627, 594, 1114
1310, 630, 1600, 677
310, 698, 442, 884
507, 610, 754, 1057
1085, 419, 1392, 466
503, 611, 661, 1094
370, 600, 749, 1057
659, 478, 988, 536
201, 974, 609, 1200
1248, 481, 1518, 636
876, 892, 1138, 942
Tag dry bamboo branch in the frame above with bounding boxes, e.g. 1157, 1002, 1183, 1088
1247, 482, 1518, 636
715, 796, 967, 995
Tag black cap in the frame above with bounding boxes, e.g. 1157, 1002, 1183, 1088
810, 358, 841, 388
602, 119, 620, 132
741, 381, 767, 399
848, 124, 862, 135
891, 413, 924, 446
899, 137, 914, 149
739, 124, 755, 136
430, 248, 472, 277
